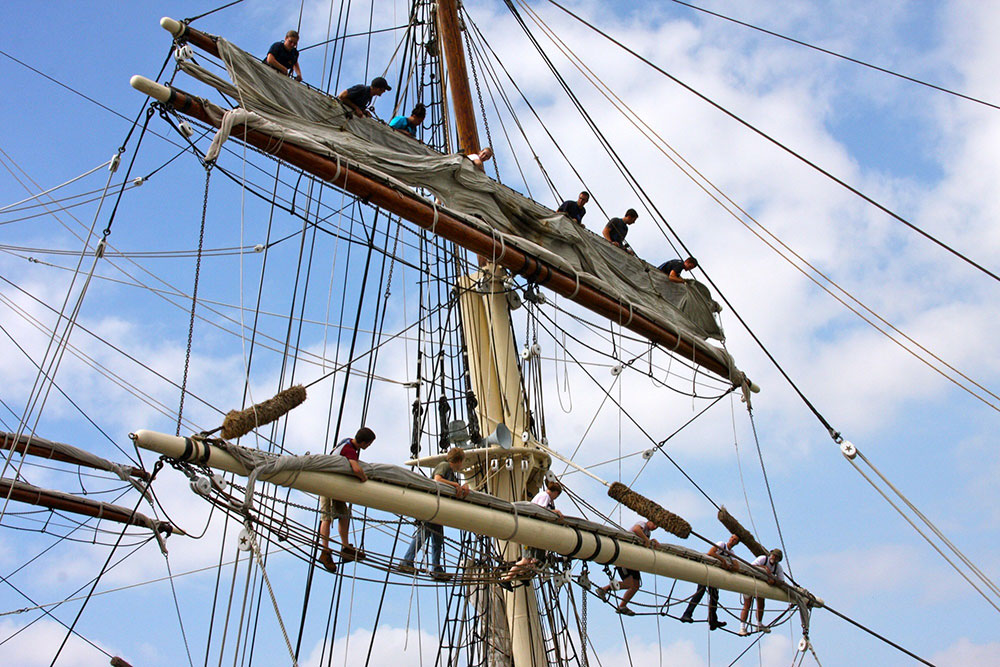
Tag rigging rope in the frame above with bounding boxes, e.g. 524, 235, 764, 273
542, 0, 1000, 286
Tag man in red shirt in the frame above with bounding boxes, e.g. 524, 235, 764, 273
318, 427, 376, 571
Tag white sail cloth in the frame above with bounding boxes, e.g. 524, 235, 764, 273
178, 38, 742, 384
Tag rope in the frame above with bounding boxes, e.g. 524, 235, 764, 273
542, 0, 1000, 287
243, 521, 299, 665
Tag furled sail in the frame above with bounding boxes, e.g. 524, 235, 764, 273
173, 36, 744, 385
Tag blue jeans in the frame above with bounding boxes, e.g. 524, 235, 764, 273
402, 522, 444, 569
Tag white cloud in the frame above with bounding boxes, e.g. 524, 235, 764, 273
302, 625, 439, 667
932, 637, 1000, 667
0, 619, 116, 667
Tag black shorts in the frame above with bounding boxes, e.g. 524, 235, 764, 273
616, 567, 641, 586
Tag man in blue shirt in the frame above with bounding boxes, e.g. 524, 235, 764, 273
389, 103, 427, 138
264, 30, 302, 82
557, 191, 589, 225
338, 76, 392, 117
603, 208, 638, 251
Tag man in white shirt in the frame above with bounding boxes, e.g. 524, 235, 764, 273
500, 480, 564, 587
739, 548, 784, 636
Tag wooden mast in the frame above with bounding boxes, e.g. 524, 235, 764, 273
433, 3, 547, 664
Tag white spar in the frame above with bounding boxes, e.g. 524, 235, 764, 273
133, 429, 806, 603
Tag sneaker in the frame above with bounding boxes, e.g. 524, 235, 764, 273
318, 550, 338, 573
738, 625, 749, 637
596, 588, 609, 602
679, 614, 694, 624
759, 625, 771, 634
396, 561, 416, 574
340, 545, 358, 562
431, 569, 452, 581
616, 606, 636, 616
709, 620, 726, 631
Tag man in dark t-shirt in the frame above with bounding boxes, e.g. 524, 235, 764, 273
557, 191, 589, 225
264, 30, 302, 81
398, 447, 469, 577
603, 208, 638, 251
658, 256, 698, 283
338, 76, 392, 117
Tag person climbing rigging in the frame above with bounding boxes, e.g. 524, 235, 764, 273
317, 427, 376, 571
659, 256, 698, 284
596, 520, 660, 616
398, 447, 470, 579
500, 479, 564, 589
739, 548, 784, 636
389, 103, 427, 138
467, 146, 494, 172
603, 209, 638, 253
263, 30, 302, 82
557, 191, 589, 225
338, 76, 392, 117
679, 533, 740, 629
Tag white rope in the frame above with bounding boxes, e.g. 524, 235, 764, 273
0, 151, 121, 520
846, 450, 1000, 612
243, 522, 300, 666
0, 158, 113, 212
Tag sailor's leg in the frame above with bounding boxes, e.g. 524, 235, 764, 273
707, 587, 720, 623
429, 523, 444, 569
682, 584, 707, 619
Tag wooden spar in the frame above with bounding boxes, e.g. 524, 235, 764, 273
129, 76, 739, 386
0, 477, 176, 534
435, 0, 481, 155
0, 431, 150, 480
131, 429, 810, 604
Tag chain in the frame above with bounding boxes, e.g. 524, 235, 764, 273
176, 165, 212, 435
462, 20, 499, 181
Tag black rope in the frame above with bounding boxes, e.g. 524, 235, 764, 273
668, 0, 1000, 112
823, 603, 934, 666
543, 0, 1000, 286
49, 459, 164, 665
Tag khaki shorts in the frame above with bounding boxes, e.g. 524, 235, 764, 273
320, 497, 350, 521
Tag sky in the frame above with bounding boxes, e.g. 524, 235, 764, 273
1, 0, 999, 665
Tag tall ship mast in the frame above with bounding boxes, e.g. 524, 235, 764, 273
1, 2, 997, 666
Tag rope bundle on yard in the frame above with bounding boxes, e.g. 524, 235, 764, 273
608, 481, 690, 538
717, 506, 767, 557
221, 385, 307, 440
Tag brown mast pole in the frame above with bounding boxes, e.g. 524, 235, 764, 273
435, 0, 481, 156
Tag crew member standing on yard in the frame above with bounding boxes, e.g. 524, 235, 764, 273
596, 520, 659, 616
389, 103, 427, 138
500, 479, 565, 588
603, 209, 638, 251
398, 447, 470, 578
739, 548, 784, 636
338, 76, 392, 117
679, 533, 740, 629
557, 191, 589, 225
264, 30, 302, 81
658, 256, 698, 283
317, 427, 376, 571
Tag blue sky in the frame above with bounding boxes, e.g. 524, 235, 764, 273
1, 1, 999, 665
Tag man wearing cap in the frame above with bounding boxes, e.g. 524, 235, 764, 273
738, 548, 784, 636
338, 77, 392, 117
